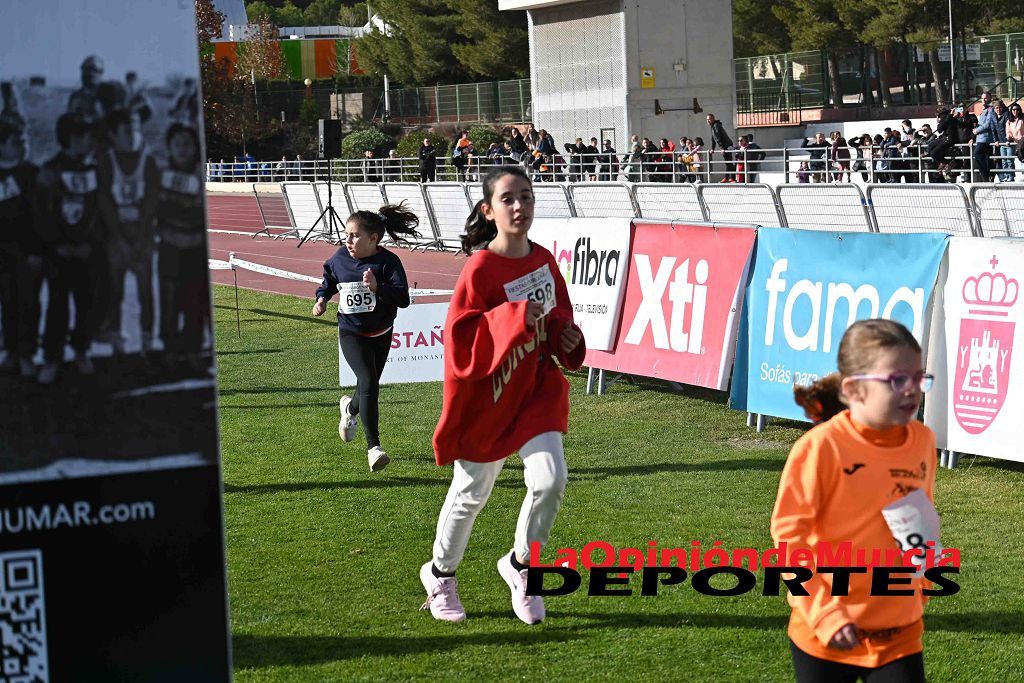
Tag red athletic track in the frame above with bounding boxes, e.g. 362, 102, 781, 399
206, 192, 465, 299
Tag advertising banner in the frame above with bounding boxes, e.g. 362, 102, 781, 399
730, 229, 947, 421
339, 303, 448, 385
0, 2, 229, 680
586, 224, 756, 390
528, 218, 632, 351
924, 237, 1024, 462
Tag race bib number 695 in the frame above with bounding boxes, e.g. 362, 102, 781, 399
337, 281, 376, 314
503, 264, 556, 316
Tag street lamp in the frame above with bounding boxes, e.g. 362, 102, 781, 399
304, 77, 312, 99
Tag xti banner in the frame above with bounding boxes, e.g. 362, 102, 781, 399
586, 223, 756, 390
730, 228, 948, 421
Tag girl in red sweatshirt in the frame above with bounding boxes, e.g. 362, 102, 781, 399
420, 166, 585, 625
771, 319, 938, 683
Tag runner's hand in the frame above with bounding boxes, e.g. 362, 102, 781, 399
363, 268, 378, 293
312, 297, 327, 316
560, 324, 582, 354
524, 301, 544, 328
828, 623, 860, 650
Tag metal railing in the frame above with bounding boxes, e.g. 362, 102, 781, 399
208, 142, 1024, 187
237, 175, 1024, 254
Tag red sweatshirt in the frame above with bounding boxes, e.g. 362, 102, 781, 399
433, 243, 586, 466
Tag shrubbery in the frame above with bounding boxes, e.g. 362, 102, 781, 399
340, 128, 393, 159
394, 131, 449, 159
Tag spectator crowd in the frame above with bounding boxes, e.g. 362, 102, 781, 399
207, 92, 1024, 186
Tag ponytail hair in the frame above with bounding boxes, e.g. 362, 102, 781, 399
460, 165, 532, 255
793, 318, 921, 424
794, 373, 845, 424
349, 201, 421, 245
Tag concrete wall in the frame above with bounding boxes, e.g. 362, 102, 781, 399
515, 0, 735, 150
623, 0, 734, 145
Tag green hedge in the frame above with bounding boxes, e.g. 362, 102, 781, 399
340, 128, 393, 159
395, 131, 449, 160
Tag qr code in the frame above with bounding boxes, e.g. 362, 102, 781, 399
0, 550, 48, 683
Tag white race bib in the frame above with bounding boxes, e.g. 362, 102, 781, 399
503, 264, 556, 316
337, 281, 376, 314
881, 488, 942, 577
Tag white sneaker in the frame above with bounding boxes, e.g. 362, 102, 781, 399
75, 354, 95, 375
497, 551, 545, 625
368, 446, 390, 472
338, 396, 359, 442
419, 562, 466, 622
37, 362, 59, 385
19, 358, 36, 378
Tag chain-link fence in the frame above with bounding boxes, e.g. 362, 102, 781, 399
380, 79, 531, 125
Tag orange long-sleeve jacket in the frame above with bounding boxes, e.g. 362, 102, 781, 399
771, 410, 937, 668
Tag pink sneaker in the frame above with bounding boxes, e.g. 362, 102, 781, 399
497, 551, 545, 625
419, 562, 466, 622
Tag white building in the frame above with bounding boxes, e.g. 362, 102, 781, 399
499, 0, 735, 148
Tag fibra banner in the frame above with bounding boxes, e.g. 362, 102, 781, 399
924, 237, 1024, 461
339, 302, 448, 385
730, 228, 948, 421
586, 223, 756, 390
529, 218, 632, 351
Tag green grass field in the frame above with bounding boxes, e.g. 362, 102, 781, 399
214, 286, 1023, 682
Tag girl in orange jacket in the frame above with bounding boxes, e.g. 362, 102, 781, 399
771, 319, 937, 682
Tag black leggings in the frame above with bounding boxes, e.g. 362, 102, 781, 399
790, 641, 925, 683
339, 330, 392, 449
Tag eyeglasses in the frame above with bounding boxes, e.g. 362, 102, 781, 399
847, 371, 934, 393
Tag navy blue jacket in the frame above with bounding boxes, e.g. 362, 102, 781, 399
315, 246, 410, 334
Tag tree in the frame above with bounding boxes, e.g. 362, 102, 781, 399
355, 1, 528, 85
340, 128, 393, 158
245, 1, 277, 25
304, 0, 340, 26
445, 0, 528, 80
197, 0, 274, 154
235, 13, 286, 83
733, 0, 792, 58
338, 2, 368, 27
275, 0, 304, 27
356, 1, 464, 85
773, 0, 855, 109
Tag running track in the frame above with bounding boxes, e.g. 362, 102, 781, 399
207, 193, 465, 299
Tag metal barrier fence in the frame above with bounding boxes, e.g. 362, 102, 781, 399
209, 142, 1024, 188
866, 184, 977, 236
776, 184, 873, 232
243, 177, 1021, 251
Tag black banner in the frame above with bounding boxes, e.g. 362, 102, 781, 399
1, 1, 230, 680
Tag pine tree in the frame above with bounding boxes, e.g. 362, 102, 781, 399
445, 0, 528, 80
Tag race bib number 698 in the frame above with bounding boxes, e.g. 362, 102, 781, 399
503, 264, 556, 316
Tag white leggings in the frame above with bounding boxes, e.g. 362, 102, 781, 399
432, 431, 568, 574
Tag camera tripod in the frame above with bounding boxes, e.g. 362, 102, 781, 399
298, 154, 344, 247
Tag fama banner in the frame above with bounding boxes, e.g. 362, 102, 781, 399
924, 237, 1024, 462
528, 218, 632, 351
586, 224, 756, 390
730, 229, 947, 422
0, 2, 229, 680
339, 302, 448, 385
